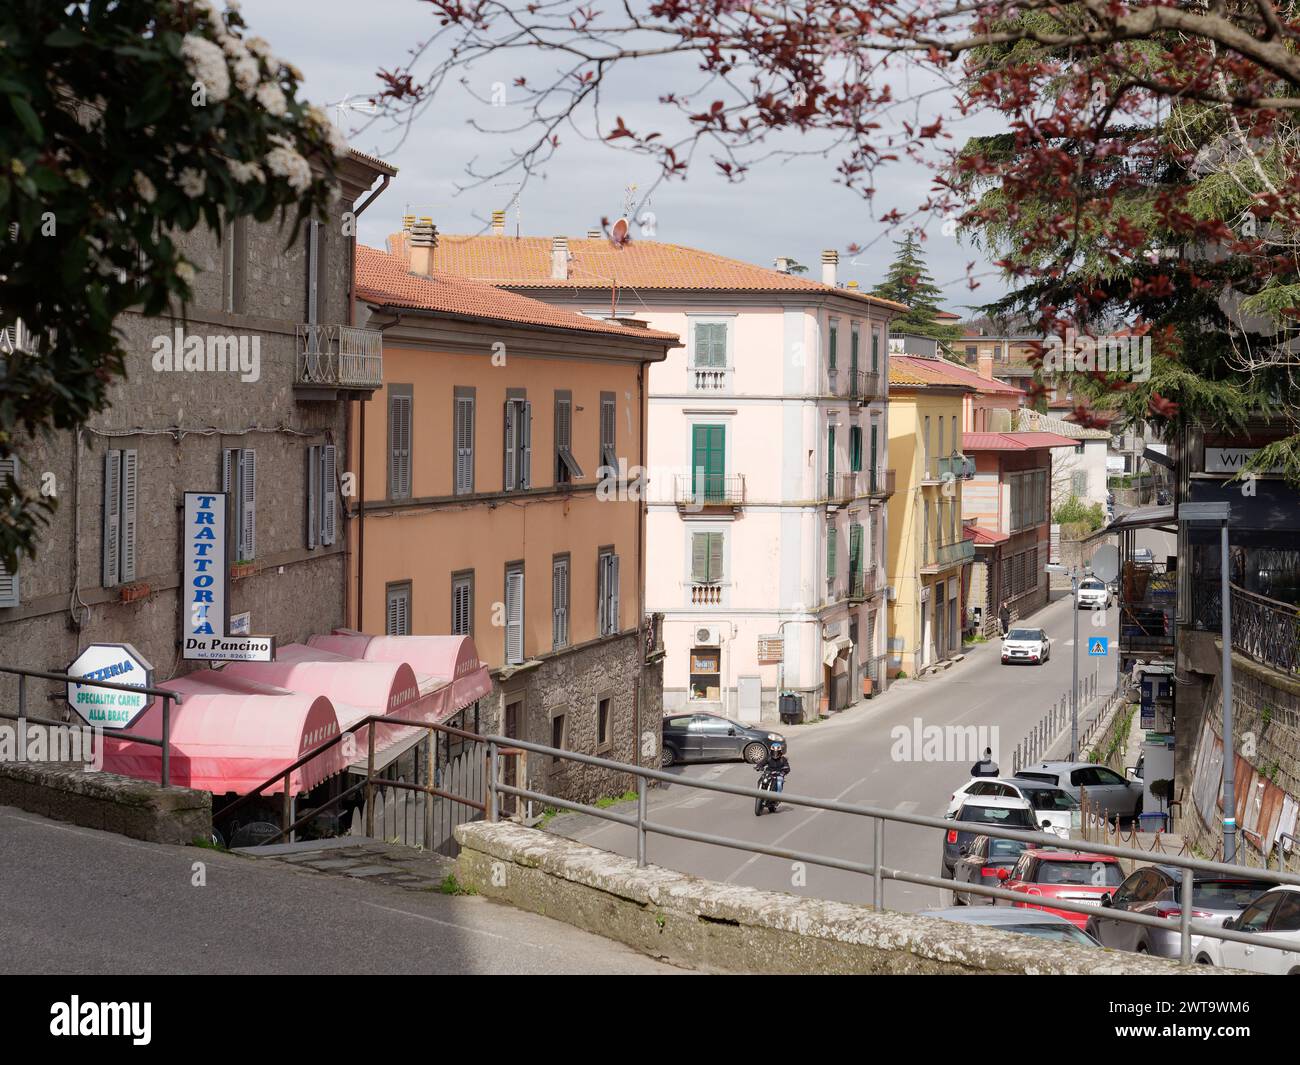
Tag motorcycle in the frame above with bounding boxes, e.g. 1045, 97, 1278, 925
754, 766, 785, 815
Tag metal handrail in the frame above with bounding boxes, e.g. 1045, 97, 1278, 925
0, 663, 182, 787
478, 730, 1300, 964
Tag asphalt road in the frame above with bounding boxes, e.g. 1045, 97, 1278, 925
556, 587, 1122, 914
0, 806, 682, 975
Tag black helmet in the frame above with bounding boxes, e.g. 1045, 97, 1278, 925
769, 740, 786, 757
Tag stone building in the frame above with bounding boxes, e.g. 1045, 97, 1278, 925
0, 150, 395, 711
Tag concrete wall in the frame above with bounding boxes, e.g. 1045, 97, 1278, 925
454, 821, 1219, 975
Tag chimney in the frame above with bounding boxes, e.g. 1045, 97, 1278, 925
977, 350, 994, 381
401, 214, 415, 231
821, 249, 838, 287
773, 256, 792, 274
409, 219, 439, 275
491, 209, 506, 236
551, 235, 569, 280
587, 228, 602, 239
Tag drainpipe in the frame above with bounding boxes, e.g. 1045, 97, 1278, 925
346, 171, 391, 632
635, 359, 647, 778
357, 307, 404, 632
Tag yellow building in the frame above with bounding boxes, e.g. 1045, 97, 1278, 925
885, 356, 977, 675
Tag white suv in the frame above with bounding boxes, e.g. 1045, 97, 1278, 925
1076, 577, 1110, 610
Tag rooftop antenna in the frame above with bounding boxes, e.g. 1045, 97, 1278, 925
327, 94, 379, 131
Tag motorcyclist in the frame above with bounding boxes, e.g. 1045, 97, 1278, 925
756, 739, 791, 793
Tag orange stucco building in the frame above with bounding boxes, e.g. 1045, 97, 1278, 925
350, 241, 678, 799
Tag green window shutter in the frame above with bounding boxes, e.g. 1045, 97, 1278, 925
851, 427, 863, 472
694, 322, 726, 368
850, 326, 859, 375
827, 425, 836, 483
828, 323, 838, 370
691, 424, 725, 499
827, 525, 837, 580
849, 522, 864, 575
871, 330, 879, 372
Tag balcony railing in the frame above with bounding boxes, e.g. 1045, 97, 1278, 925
848, 368, 884, 402
865, 467, 896, 499
825, 471, 857, 502
674, 473, 745, 509
848, 566, 878, 602
1191, 580, 1300, 678
922, 538, 975, 572
297, 324, 383, 391
690, 583, 724, 606
690, 365, 732, 392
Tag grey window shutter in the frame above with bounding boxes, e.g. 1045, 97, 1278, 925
691, 532, 707, 583
306, 220, 320, 325
102, 449, 121, 587
389, 393, 411, 499
609, 553, 620, 634
552, 559, 568, 647
506, 568, 524, 664
0, 456, 20, 607
455, 395, 474, 494
120, 449, 138, 582
520, 400, 532, 488
222, 447, 238, 561
240, 448, 256, 560
600, 395, 617, 469
306, 445, 319, 550
707, 534, 722, 585
503, 400, 516, 490
321, 444, 337, 546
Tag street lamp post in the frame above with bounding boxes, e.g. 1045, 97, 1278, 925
1179, 501, 1236, 864
1046, 563, 1082, 759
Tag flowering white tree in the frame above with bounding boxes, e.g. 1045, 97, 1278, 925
0, 0, 349, 570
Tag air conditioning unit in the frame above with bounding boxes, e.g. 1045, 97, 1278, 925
693, 625, 722, 647
885, 585, 897, 601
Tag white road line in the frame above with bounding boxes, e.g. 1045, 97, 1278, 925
358, 900, 547, 947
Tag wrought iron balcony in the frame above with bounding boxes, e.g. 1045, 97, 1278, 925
865, 467, 896, 499
674, 473, 745, 510
296, 324, 383, 394
1191, 580, 1300, 678
848, 566, 878, 602
922, 538, 975, 573
825, 471, 857, 502
847, 368, 884, 403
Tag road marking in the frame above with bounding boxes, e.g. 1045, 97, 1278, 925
893, 801, 918, 815
358, 901, 547, 948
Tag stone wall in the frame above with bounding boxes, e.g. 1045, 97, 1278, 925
454, 821, 1222, 975
1051, 527, 1114, 590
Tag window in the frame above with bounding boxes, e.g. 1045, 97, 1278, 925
386, 581, 412, 636
848, 521, 864, 581
938, 416, 945, 459
387, 385, 412, 500
597, 548, 620, 636
305, 444, 337, 549
505, 563, 525, 664
871, 328, 880, 372
826, 523, 837, 582
550, 713, 566, 757
597, 696, 612, 750
101, 448, 139, 587
923, 416, 931, 473
599, 391, 617, 470
305, 218, 323, 324
222, 447, 256, 561
689, 648, 721, 701
850, 322, 860, 374
552, 554, 570, 649
693, 321, 727, 367
850, 426, 863, 472
453, 387, 475, 495
222, 215, 248, 315
828, 318, 839, 370
1071, 470, 1087, 495
503, 393, 532, 491
452, 570, 473, 636
1074, 442, 1085, 455
691, 424, 725, 501
554, 390, 583, 484
691, 531, 723, 585
0, 455, 20, 606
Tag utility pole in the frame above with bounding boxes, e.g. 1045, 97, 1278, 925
1046, 562, 1081, 758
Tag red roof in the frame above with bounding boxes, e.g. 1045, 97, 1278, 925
355, 245, 679, 343
964, 525, 1009, 545
963, 431, 1080, 451
890, 355, 1024, 396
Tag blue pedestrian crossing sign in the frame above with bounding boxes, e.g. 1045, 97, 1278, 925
1088, 636, 1109, 656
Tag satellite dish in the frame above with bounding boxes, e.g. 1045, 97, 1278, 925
1090, 544, 1120, 583
608, 217, 630, 247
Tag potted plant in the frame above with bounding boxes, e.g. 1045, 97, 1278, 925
231, 559, 256, 580
118, 581, 150, 603
862, 674, 874, 698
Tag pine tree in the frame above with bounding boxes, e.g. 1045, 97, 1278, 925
871, 235, 962, 343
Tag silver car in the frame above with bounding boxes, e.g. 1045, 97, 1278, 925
1086, 865, 1277, 958
1015, 761, 1144, 820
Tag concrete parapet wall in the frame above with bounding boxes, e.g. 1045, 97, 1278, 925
0, 761, 211, 844
454, 821, 1218, 975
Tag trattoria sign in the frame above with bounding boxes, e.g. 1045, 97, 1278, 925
181, 491, 274, 662
65, 643, 155, 728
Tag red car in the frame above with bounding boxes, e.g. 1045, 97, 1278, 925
1001, 849, 1124, 927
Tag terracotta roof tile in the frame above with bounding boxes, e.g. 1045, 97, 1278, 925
355, 245, 678, 343
964, 525, 1010, 545
889, 355, 1024, 395
963, 431, 1081, 451
387, 232, 908, 311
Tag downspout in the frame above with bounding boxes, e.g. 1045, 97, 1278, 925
346, 172, 391, 632
635, 358, 647, 778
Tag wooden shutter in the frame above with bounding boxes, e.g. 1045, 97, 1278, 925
503, 400, 516, 490
849, 522, 864, 576
453, 576, 471, 636
552, 558, 569, 648
827, 525, 837, 580
828, 322, 838, 369
120, 449, 138, 582
850, 325, 859, 374
387, 584, 410, 636
455, 394, 474, 494
600, 394, 617, 468
0, 456, 20, 606
306, 445, 320, 550
706, 535, 722, 585
609, 553, 620, 634
691, 532, 708, 583
240, 448, 256, 560
505, 567, 524, 664
321, 444, 337, 546
306, 220, 320, 324
102, 450, 121, 587
520, 400, 532, 488
389, 392, 412, 499
222, 447, 238, 562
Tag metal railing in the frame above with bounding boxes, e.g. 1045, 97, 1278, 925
923, 538, 975, 571
673, 473, 745, 507
847, 368, 883, 401
866, 467, 896, 499
1010, 670, 1111, 771
297, 324, 383, 389
0, 664, 183, 787
825, 470, 857, 501
480, 731, 1300, 965
848, 566, 877, 602
690, 583, 723, 606
1227, 584, 1300, 678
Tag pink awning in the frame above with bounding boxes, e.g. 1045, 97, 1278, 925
102, 671, 344, 795
309, 632, 493, 714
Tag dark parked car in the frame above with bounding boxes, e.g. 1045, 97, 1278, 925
942, 796, 1039, 879
951, 834, 1032, 905
660, 713, 784, 768
1086, 865, 1277, 959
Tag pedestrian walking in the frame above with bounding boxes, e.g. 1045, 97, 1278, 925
970, 747, 1000, 777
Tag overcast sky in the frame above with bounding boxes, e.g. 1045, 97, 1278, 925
241, 0, 1010, 311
